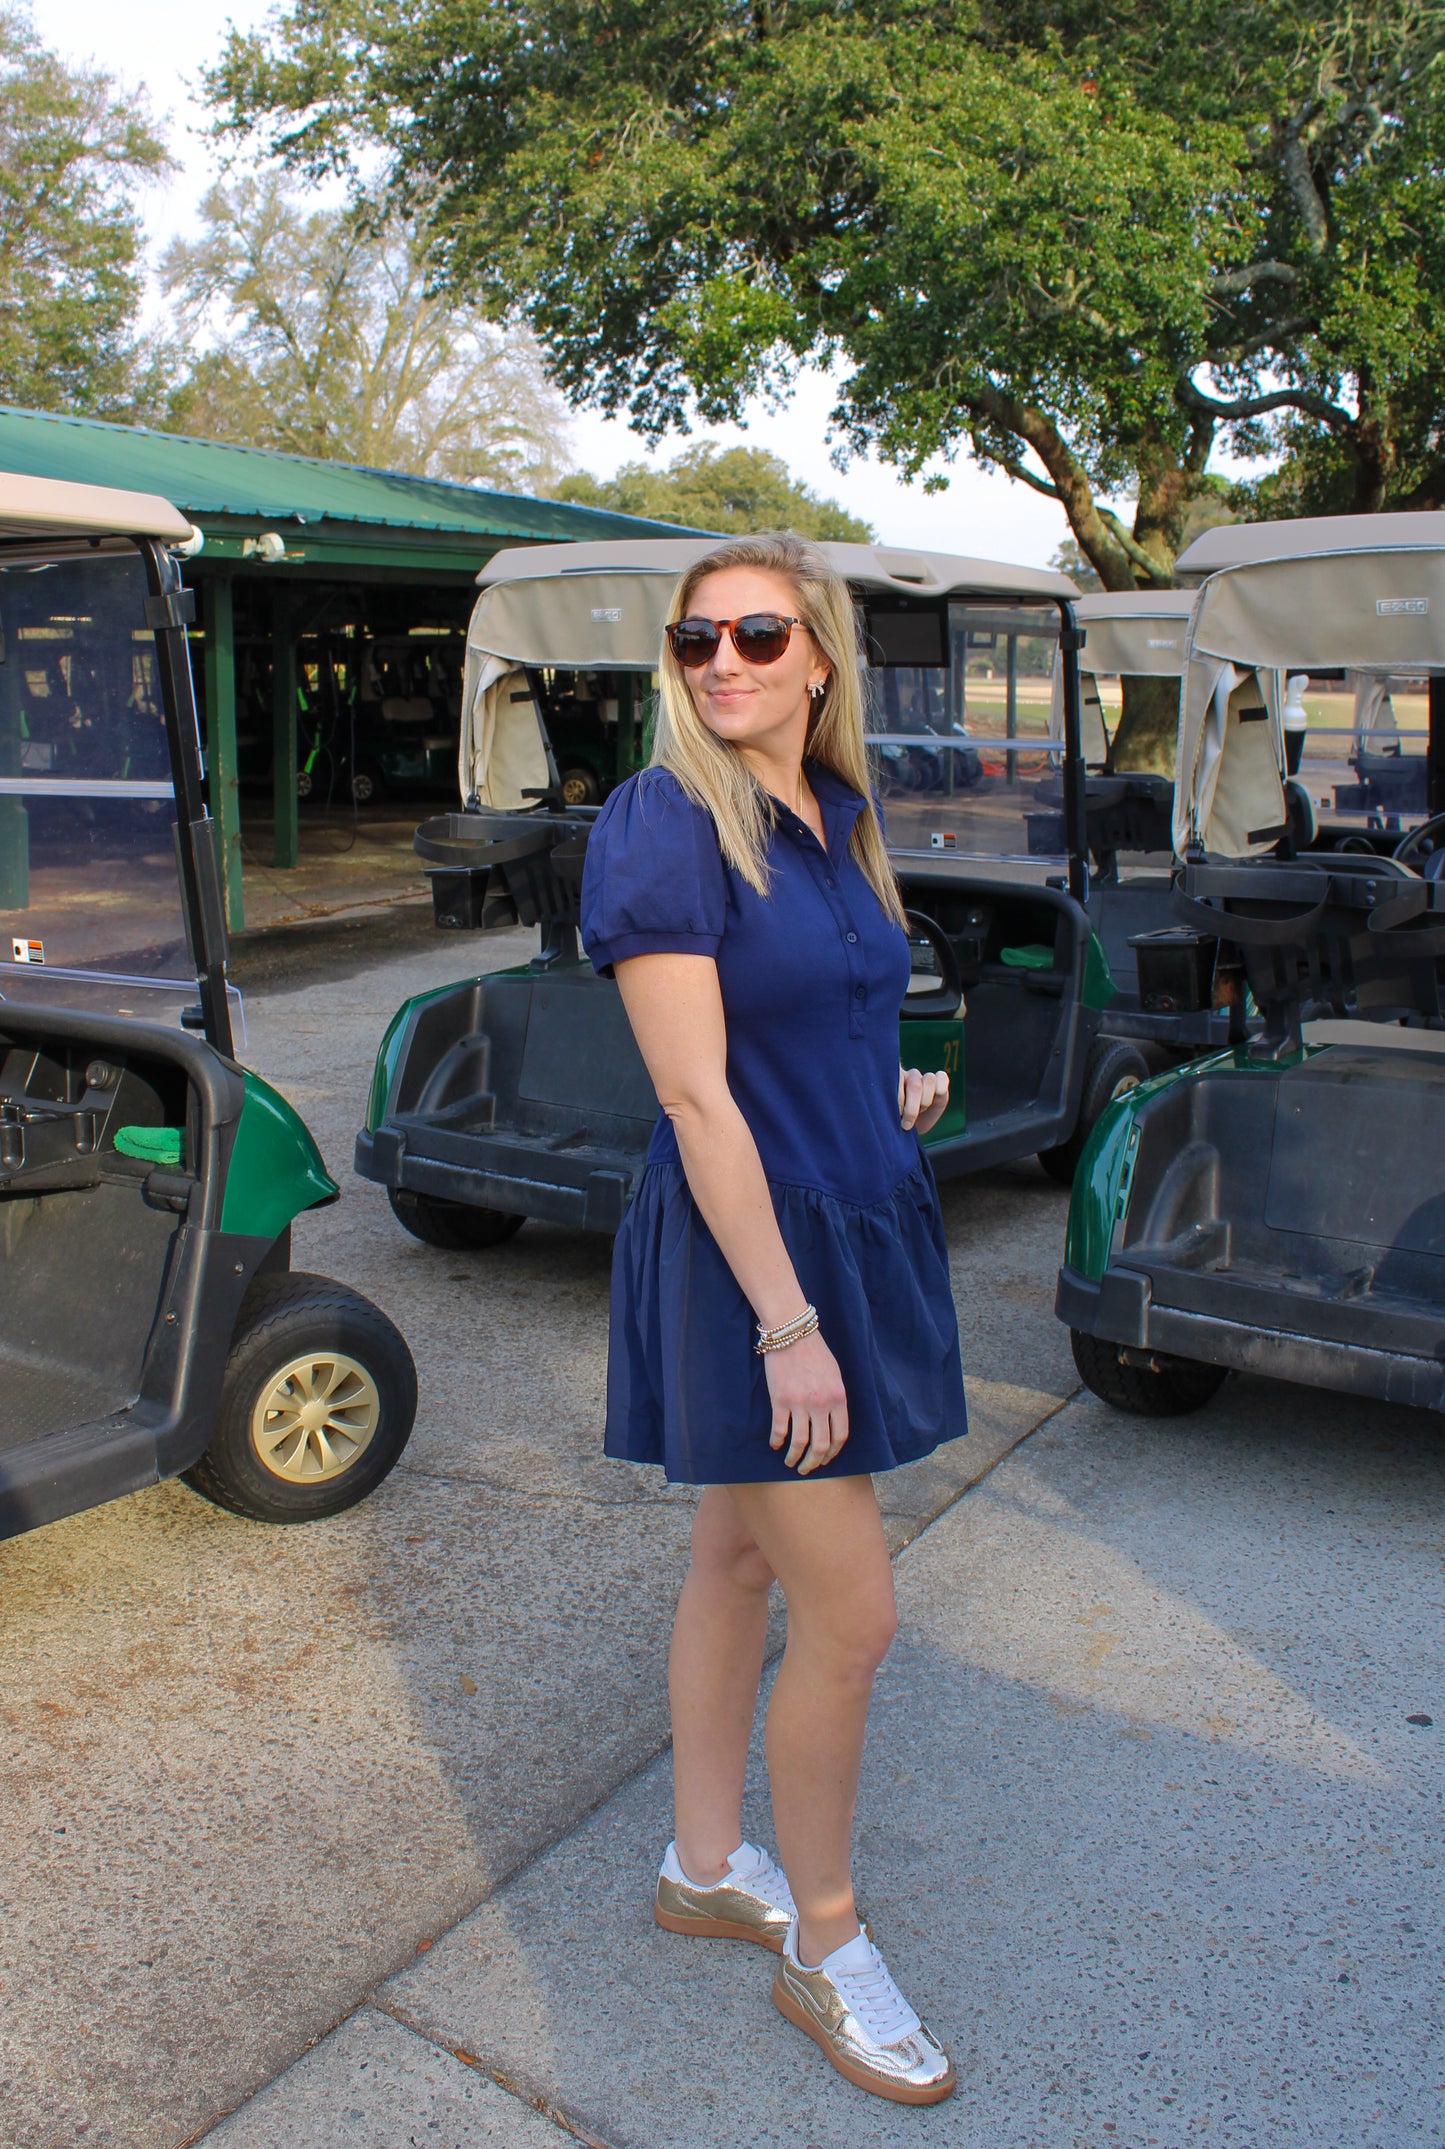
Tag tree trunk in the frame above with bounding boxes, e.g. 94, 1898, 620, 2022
1110, 673, 1179, 775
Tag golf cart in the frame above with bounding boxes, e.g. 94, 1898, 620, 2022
356, 537, 1175, 1242
1173, 514, 1445, 855
0, 474, 416, 1537
1057, 511, 1445, 1414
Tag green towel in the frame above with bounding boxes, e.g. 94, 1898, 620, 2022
114, 1126, 184, 1168
999, 944, 1056, 970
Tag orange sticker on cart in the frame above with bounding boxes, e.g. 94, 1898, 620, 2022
10, 937, 43, 964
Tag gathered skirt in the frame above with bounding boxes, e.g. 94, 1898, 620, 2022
604, 1158, 968, 1483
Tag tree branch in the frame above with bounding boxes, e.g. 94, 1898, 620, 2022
1208, 261, 1301, 299
962, 383, 1143, 592
995, 452, 1061, 501
1280, 115, 1329, 255
1210, 314, 1318, 365
1095, 507, 1173, 586
1178, 375, 1354, 431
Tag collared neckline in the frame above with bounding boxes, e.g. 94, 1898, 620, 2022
772, 758, 866, 862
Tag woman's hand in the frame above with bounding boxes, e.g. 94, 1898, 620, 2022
899, 1064, 950, 1136
765, 1329, 850, 1475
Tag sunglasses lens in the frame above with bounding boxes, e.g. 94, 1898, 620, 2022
668, 619, 720, 668
732, 616, 792, 664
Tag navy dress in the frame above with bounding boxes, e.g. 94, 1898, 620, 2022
580, 761, 968, 1485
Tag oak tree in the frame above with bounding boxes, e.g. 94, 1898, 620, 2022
208, 1, 1445, 759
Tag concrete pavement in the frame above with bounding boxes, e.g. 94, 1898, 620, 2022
2, 917, 1438, 2146
217, 1375, 1443, 2148
0, 926, 1074, 2149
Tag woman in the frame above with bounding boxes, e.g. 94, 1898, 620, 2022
580, 532, 967, 2105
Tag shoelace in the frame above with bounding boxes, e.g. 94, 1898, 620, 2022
832, 1942, 922, 2045
730, 1844, 796, 1913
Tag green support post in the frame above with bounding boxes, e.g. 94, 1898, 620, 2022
201, 575, 244, 932
0, 621, 26, 910
272, 583, 299, 869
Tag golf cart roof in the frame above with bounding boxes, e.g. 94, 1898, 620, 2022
1174, 513, 1445, 856
469, 537, 1076, 670
1074, 589, 1196, 680
1175, 511, 1445, 584
0, 471, 194, 546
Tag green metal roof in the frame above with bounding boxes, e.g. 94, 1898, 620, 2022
0, 405, 704, 550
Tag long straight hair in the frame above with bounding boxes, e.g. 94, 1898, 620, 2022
652, 532, 906, 927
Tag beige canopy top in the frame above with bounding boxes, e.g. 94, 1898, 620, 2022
1173, 512, 1445, 855
461, 537, 1078, 805
1073, 589, 1196, 679
469, 537, 1076, 671
1047, 590, 1197, 767
1175, 510, 1445, 585
0, 471, 194, 546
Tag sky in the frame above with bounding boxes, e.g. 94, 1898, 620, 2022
46, 0, 1079, 567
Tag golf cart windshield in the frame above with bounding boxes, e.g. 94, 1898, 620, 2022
0, 545, 197, 1018
865, 596, 1069, 870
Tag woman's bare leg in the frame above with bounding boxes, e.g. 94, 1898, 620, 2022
726, 1474, 896, 1966
669, 1485, 776, 1883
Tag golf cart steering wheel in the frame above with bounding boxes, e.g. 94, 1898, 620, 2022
1393, 813, 1445, 878
900, 908, 964, 1019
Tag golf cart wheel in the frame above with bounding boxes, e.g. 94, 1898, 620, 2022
1070, 1328, 1226, 1416
296, 766, 314, 800
560, 764, 602, 806
351, 764, 383, 805
387, 1185, 526, 1250
1038, 1038, 1150, 1187
183, 1273, 417, 1524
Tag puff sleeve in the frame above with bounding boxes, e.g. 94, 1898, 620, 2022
581, 769, 729, 977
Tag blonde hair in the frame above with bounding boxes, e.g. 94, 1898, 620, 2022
653, 531, 906, 927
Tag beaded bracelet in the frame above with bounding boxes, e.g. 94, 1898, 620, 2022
755, 1304, 820, 1354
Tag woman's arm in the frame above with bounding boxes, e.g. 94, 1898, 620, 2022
614, 949, 848, 1475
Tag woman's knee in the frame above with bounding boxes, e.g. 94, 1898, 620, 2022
794, 1579, 897, 1679
690, 1496, 775, 1597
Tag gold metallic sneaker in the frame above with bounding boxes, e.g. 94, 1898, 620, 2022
654, 1839, 796, 1952
772, 1921, 956, 2105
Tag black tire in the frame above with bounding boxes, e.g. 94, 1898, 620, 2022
560, 763, 603, 807
183, 1272, 417, 1523
1070, 1327, 1228, 1416
1038, 1037, 1150, 1187
387, 1185, 526, 1250
351, 763, 384, 805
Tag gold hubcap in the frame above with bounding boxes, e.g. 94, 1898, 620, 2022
250, 1351, 380, 1482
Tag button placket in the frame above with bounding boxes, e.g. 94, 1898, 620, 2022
781, 806, 869, 1038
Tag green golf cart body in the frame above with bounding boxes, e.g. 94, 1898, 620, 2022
1058, 511, 1445, 1416
0, 473, 416, 1537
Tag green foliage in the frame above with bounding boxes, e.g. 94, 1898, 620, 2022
1049, 539, 1103, 593
0, 6, 168, 416
158, 176, 571, 488
550, 441, 873, 539
205, 0, 1445, 584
